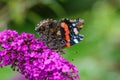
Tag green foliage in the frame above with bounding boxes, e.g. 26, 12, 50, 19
0, 0, 120, 80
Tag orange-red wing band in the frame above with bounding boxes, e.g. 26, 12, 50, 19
61, 22, 70, 47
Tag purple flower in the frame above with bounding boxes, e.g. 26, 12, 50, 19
0, 30, 80, 80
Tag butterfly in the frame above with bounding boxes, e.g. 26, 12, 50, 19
35, 18, 84, 53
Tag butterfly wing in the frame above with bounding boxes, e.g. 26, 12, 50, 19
35, 19, 66, 52
60, 18, 84, 46
35, 18, 84, 53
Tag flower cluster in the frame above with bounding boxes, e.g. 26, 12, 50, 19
0, 30, 80, 80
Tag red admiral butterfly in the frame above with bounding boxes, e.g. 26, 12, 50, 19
35, 18, 84, 53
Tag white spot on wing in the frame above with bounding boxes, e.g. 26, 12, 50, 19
74, 39, 79, 43
73, 28, 78, 34
70, 20, 74, 22
72, 23, 76, 26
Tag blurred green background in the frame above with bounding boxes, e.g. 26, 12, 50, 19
0, 0, 120, 80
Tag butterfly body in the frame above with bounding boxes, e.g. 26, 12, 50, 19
35, 18, 84, 53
